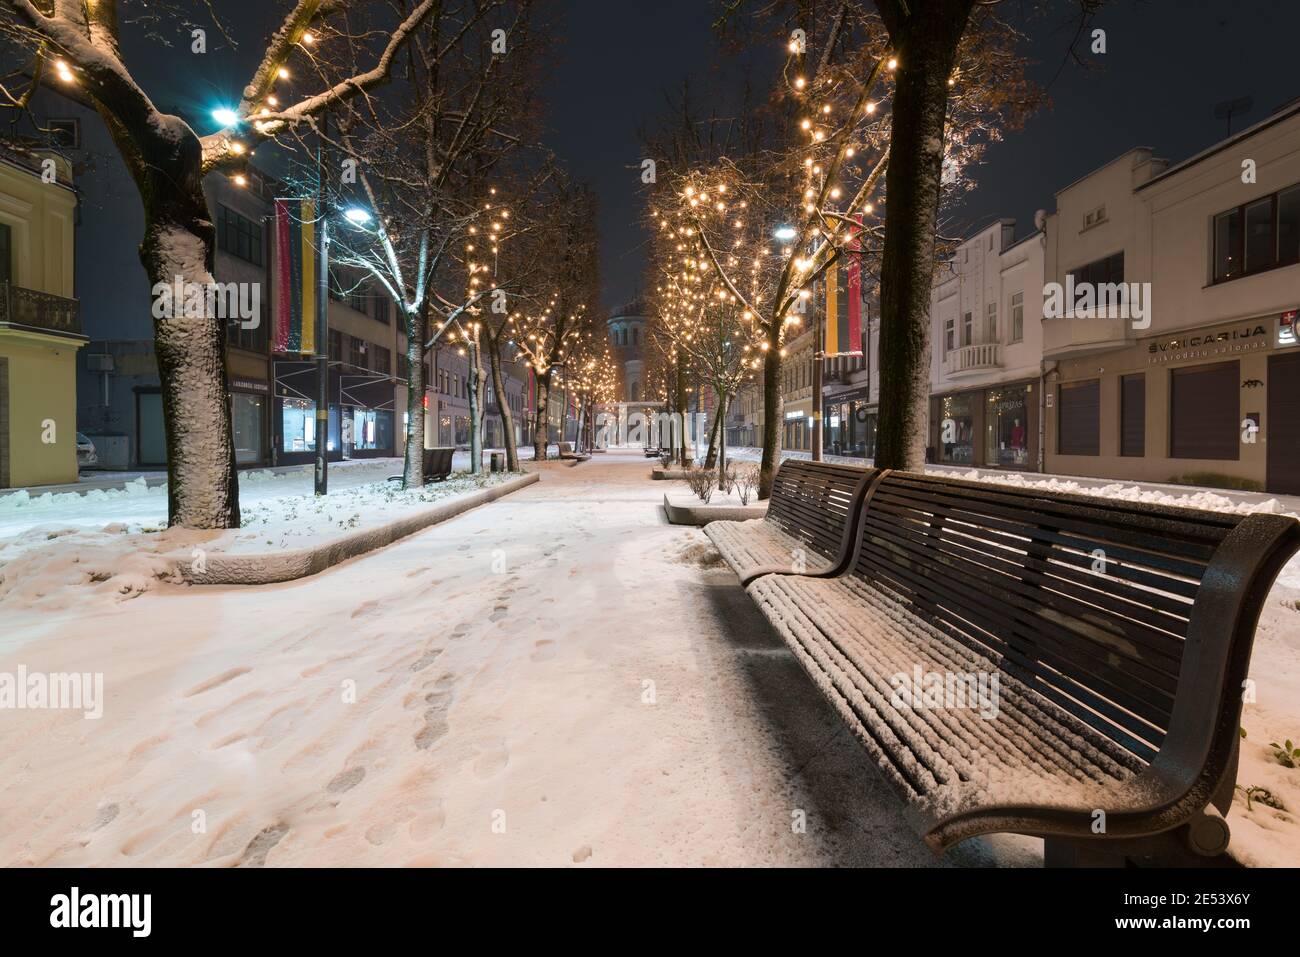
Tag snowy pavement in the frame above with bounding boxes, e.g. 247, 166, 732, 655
0, 452, 1034, 867
1, 451, 1296, 866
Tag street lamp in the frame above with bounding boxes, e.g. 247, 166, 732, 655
343, 207, 373, 227
773, 225, 798, 241
212, 107, 240, 128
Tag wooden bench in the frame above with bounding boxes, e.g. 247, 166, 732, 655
557, 441, 590, 463
387, 446, 454, 485
737, 469, 1300, 864
704, 460, 876, 586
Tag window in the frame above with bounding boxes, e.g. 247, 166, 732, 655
944, 317, 955, 354
1010, 291, 1024, 343
0, 223, 11, 285
328, 329, 343, 363
1058, 380, 1100, 456
217, 205, 263, 266
961, 311, 972, 347
984, 302, 997, 343
1083, 204, 1107, 229
46, 117, 80, 149
373, 295, 390, 325
372, 345, 391, 376
1170, 361, 1238, 460
328, 267, 343, 301
1120, 373, 1145, 457
226, 295, 268, 353
1213, 183, 1300, 283
349, 335, 367, 370
1069, 251, 1124, 287
347, 278, 368, 315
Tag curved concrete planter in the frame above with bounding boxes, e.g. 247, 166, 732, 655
180, 472, 539, 585
651, 467, 692, 480
663, 493, 767, 526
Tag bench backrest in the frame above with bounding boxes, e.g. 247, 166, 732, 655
557, 442, 572, 454
767, 459, 876, 563
423, 447, 454, 477
850, 471, 1290, 766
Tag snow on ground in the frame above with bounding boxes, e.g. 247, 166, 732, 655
0, 452, 1035, 867
0, 449, 1296, 866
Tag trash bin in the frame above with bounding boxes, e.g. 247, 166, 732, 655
490, 452, 505, 473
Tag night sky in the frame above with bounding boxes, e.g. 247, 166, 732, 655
127, 0, 1300, 313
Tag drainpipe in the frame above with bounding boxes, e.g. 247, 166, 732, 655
1039, 359, 1058, 473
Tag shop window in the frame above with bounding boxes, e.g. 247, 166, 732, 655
1120, 373, 1146, 457
282, 398, 317, 453
985, 387, 1029, 468
1058, 380, 1100, 456
938, 393, 976, 464
1010, 292, 1024, 343
1170, 361, 1238, 460
352, 409, 393, 451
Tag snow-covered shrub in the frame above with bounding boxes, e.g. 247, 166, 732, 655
732, 463, 760, 505
685, 467, 716, 504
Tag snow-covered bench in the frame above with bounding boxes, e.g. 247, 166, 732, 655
557, 442, 590, 463
704, 460, 876, 586
387, 446, 454, 484
744, 469, 1300, 865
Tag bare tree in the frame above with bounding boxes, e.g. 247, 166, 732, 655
0, 1, 442, 527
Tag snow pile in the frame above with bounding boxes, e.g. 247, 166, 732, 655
0, 471, 520, 610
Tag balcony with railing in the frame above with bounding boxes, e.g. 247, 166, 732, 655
942, 342, 1001, 378
0, 282, 82, 339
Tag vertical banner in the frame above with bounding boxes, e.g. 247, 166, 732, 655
846, 213, 863, 353
823, 251, 856, 356
273, 198, 318, 355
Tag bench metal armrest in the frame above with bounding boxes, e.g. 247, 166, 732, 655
926, 513, 1300, 855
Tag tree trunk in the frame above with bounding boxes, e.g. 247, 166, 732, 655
141, 195, 241, 529
703, 396, 721, 469
674, 350, 689, 466
532, 372, 551, 461
873, 0, 975, 471
488, 340, 519, 471
401, 302, 429, 488
758, 343, 783, 500
717, 391, 730, 492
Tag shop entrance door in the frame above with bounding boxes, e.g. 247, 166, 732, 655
1267, 352, 1300, 494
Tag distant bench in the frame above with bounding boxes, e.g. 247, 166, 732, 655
557, 442, 590, 463
708, 464, 1300, 865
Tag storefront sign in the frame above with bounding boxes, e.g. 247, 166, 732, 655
230, 378, 270, 394
1147, 324, 1268, 364
1280, 310, 1298, 348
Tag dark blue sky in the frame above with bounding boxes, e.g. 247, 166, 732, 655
124, 1, 1300, 313
542, 0, 1300, 311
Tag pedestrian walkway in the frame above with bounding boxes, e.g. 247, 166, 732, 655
0, 450, 1037, 867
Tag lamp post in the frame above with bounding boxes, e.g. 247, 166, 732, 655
314, 111, 330, 495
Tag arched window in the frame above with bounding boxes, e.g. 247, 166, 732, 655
630, 380, 640, 401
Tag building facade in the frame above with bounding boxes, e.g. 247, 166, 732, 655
607, 301, 647, 402
929, 220, 1046, 471
1043, 101, 1300, 493
0, 147, 83, 488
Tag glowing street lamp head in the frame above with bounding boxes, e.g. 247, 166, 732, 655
343, 207, 373, 226
212, 107, 240, 128
773, 226, 798, 241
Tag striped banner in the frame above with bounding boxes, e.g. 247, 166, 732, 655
824, 216, 865, 358
273, 198, 318, 355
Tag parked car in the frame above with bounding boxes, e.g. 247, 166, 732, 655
76, 432, 98, 469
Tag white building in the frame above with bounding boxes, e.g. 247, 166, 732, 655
928, 219, 1046, 470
